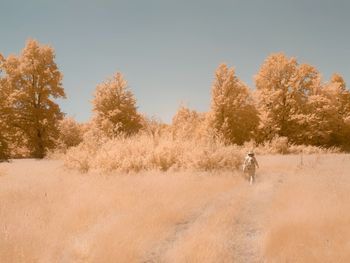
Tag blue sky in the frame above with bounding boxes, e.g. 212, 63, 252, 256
1, 0, 349, 123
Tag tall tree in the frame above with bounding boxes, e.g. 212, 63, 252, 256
92, 72, 142, 137
255, 53, 321, 144
323, 73, 350, 148
210, 64, 258, 145
1, 39, 65, 158
0, 54, 11, 160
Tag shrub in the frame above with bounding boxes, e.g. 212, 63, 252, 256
64, 132, 244, 173
57, 117, 84, 151
63, 127, 343, 173
267, 136, 289, 154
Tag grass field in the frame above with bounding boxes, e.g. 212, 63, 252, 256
0, 154, 349, 262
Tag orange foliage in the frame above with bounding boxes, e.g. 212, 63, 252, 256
210, 64, 259, 145
92, 72, 142, 137
0, 39, 65, 158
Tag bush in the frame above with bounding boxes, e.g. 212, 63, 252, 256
64, 132, 244, 173
63, 122, 341, 173
240, 136, 340, 155
266, 136, 289, 154
57, 117, 84, 151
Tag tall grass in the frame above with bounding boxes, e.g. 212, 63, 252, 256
0, 159, 241, 263
64, 132, 244, 173
243, 136, 341, 155
63, 128, 341, 174
1, 155, 349, 262
261, 154, 350, 262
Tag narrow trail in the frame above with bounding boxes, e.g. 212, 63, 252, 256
142, 189, 240, 263
229, 172, 286, 263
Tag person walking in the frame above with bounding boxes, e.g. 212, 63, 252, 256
243, 151, 259, 184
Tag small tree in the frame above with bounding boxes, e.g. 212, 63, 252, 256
92, 72, 142, 137
209, 64, 258, 145
172, 105, 206, 141
140, 115, 166, 142
57, 116, 84, 150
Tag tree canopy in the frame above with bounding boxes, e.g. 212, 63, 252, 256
209, 64, 259, 145
92, 72, 142, 137
0, 39, 65, 158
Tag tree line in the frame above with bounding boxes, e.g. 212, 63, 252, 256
1, 39, 349, 160
210, 57, 350, 149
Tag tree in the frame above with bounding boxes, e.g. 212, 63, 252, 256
1, 39, 66, 158
209, 64, 259, 145
57, 116, 84, 150
140, 114, 167, 142
172, 105, 206, 141
303, 94, 338, 146
92, 72, 142, 137
0, 54, 11, 160
322, 73, 350, 148
255, 53, 296, 140
255, 53, 321, 144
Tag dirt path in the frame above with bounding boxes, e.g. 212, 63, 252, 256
229, 174, 280, 263
233, 173, 284, 262
142, 188, 241, 262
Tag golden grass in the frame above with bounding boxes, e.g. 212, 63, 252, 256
1, 154, 349, 262
0, 159, 242, 262
62, 131, 340, 174
262, 154, 350, 263
64, 133, 244, 173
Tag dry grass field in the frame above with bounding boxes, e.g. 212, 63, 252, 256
0, 154, 349, 262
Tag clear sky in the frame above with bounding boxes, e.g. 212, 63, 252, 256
1, 0, 349, 123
